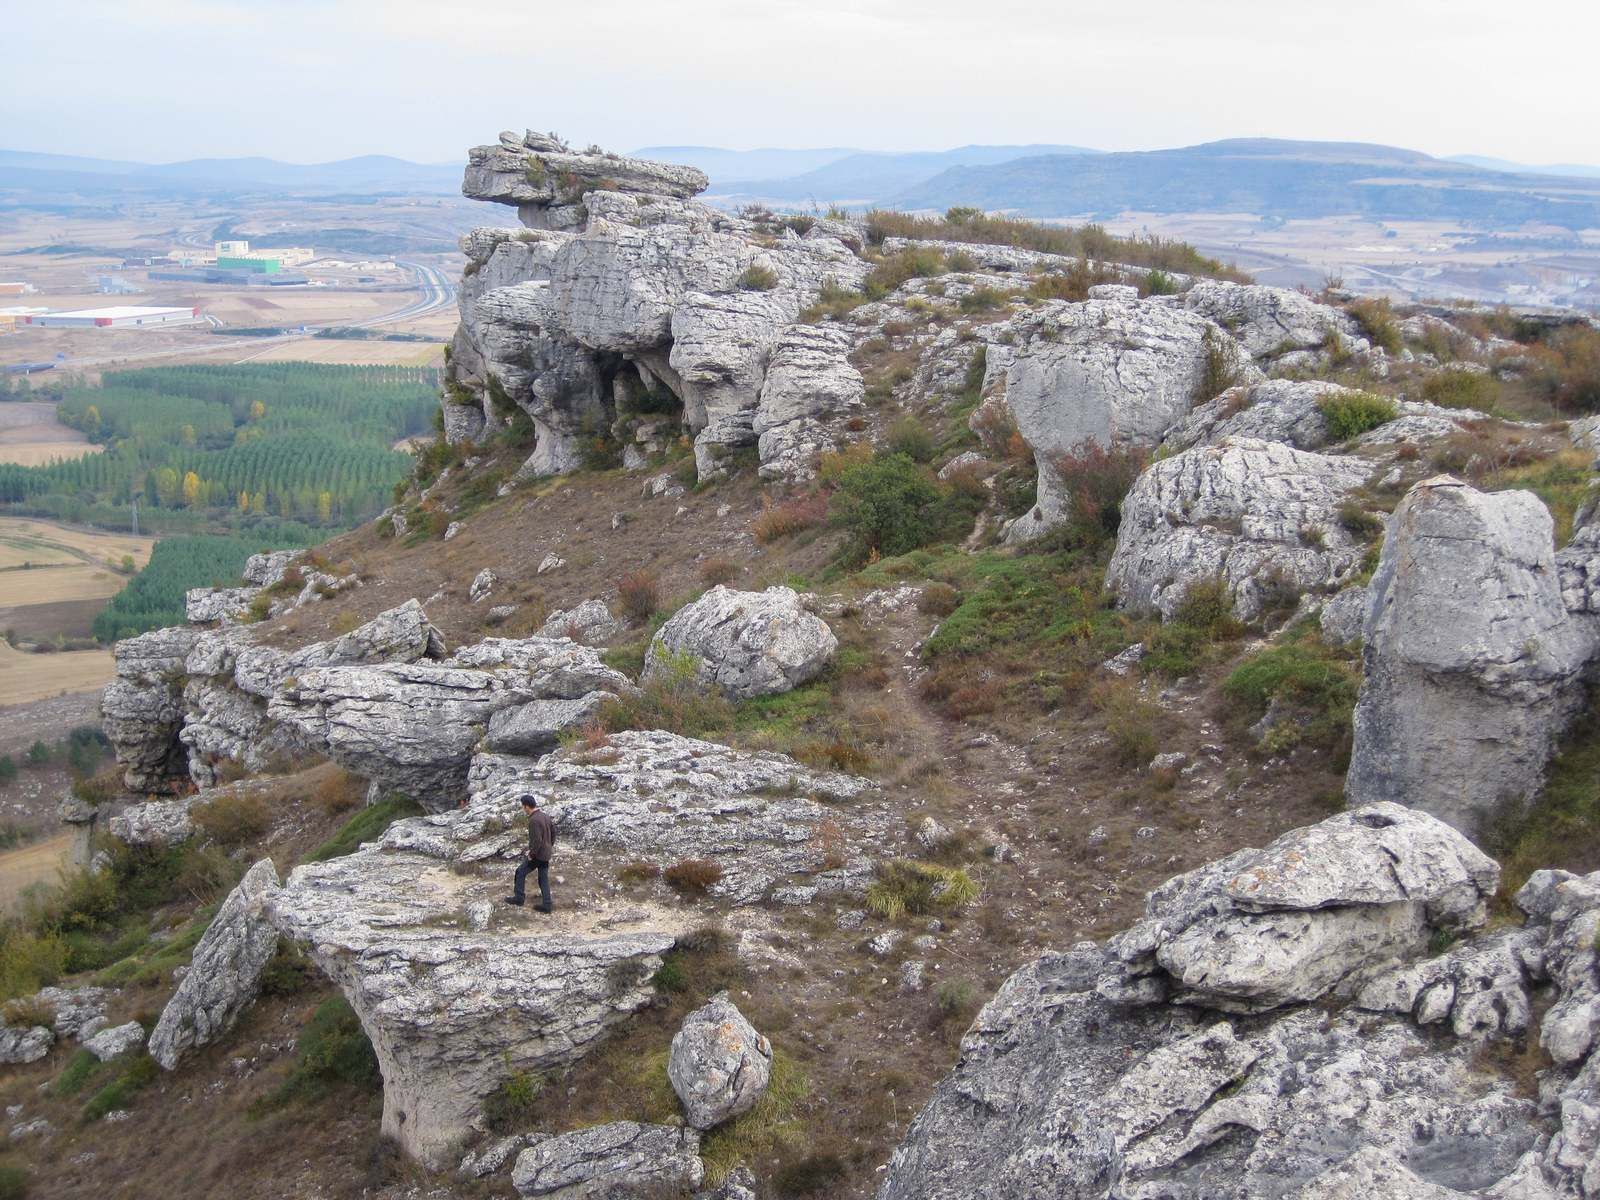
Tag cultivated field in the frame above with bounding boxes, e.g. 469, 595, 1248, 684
0, 517, 152, 572
0, 401, 99, 468
241, 338, 446, 366
0, 640, 114, 704
0, 834, 73, 913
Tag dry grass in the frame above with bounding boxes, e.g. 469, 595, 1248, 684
752, 494, 828, 544
0, 564, 128, 605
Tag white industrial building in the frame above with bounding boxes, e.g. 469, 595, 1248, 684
24, 305, 201, 329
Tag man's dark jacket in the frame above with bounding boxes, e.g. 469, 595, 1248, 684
527, 809, 556, 862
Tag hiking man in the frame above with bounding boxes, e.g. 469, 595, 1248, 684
505, 794, 555, 912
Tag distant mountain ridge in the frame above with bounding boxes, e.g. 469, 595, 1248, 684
1448, 154, 1600, 180
892, 138, 1600, 229
709, 144, 1102, 203
0, 149, 461, 196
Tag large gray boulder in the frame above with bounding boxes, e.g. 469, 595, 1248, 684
668, 992, 773, 1129
0, 1023, 52, 1064
877, 806, 1600, 1200
149, 857, 280, 1070
643, 586, 837, 701
1097, 803, 1497, 1013
268, 636, 627, 809
993, 299, 1259, 543
538, 599, 622, 644
1347, 477, 1595, 835
1106, 437, 1372, 621
510, 1122, 702, 1198
102, 625, 199, 793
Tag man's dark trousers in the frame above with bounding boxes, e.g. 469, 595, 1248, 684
513, 858, 552, 909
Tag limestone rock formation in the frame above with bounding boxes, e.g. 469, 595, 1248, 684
1106, 437, 1372, 621
1347, 477, 1595, 834
991, 298, 1259, 542
149, 858, 280, 1070
878, 805, 1600, 1200
1169, 280, 1365, 361
669, 992, 773, 1129
0, 1023, 52, 1064
753, 324, 865, 481
466, 731, 881, 904
83, 1021, 146, 1062
1319, 584, 1371, 647
102, 625, 198, 793
108, 796, 198, 846
1096, 803, 1498, 1011
268, 635, 627, 809
538, 599, 622, 644
644, 586, 837, 700
509, 1121, 703, 1198
37, 984, 108, 1039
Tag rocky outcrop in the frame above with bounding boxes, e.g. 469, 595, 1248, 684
1347, 477, 1596, 835
0, 1023, 52, 1064
180, 599, 445, 789
1106, 437, 1372, 621
1168, 280, 1365, 362
102, 625, 198, 793
1166, 380, 1476, 454
668, 992, 772, 1129
149, 858, 280, 1070
83, 1021, 145, 1062
466, 731, 881, 904
991, 299, 1259, 543
878, 805, 1600, 1200
753, 324, 865, 482
264, 731, 878, 1165
108, 795, 198, 846
445, 135, 871, 486
539, 600, 622, 644
268, 635, 627, 809
510, 1122, 703, 1198
1319, 584, 1370, 647
644, 586, 837, 700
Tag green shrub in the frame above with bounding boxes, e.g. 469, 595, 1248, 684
259, 996, 379, 1110
1195, 327, 1243, 403
24, 742, 48, 767
737, 263, 780, 291
1347, 297, 1402, 354
1337, 500, 1385, 539
600, 648, 735, 737
1142, 578, 1244, 676
302, 796, 423, 864
830, 454, 980, 561
1318, 391, 1398, 440
1093, 679, 1160, 766
0, 925, 68, 1001
1045, 442, 1146, 553
0, 757, 16, 784
934, 976, 979, 1018
1421, 369, 1500, 412
1222, 638, 1359, 753
0, 1164, 27, 1200
53, 1049, 105, 1096
886, 417, 936, 463
483, 1069, 545, 1132
191, 790, 271, 849
1142, 269, 1179, 297
866, 860, 978, 920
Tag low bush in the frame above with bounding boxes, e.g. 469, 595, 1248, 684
698, 557, 737, 588
1421, 368, 1501, 412
886, 416, 936, 463
752, 494, 827, 544
258, 996, 379, 1110
483, 1069, 545, 1132
1318, 391, 1398, 440
599, 648, 734, 737
1347, 296, 1402, 354
616, 861, 661, 884
663, 858, 724, 895
1093, 679, 1160, 766
918, 582, 961, 616
1223, 635, 1360, 756
616, 568, 661, 625
53, 1049, 102, 1096
736, 263, 779, 291
302, 795, 423, 864
1046, 442, 1146, 553
0, 1165, 27, 1200
190, 790, 270, 849
865, 860, 978, 920
1142, 577, 1245, 676
1196, 327, 1243, 403
1337, 500, 1385, 539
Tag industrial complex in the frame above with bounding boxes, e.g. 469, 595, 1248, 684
21, 305, 202, 329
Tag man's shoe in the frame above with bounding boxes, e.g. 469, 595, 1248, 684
504, 896, 525, 906
535, 904, 554, 914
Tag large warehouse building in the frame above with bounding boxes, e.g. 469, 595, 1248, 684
24, 305, 201, 329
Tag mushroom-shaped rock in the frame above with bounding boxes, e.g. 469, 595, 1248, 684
644, 586, 836, 700
668, 992, 773, 1129
510, 1121, 702, 1198
994, 298, 1259, 543
149, 857, 280, 1069
1106, 437, 1371, 621
1347, 476, 1596, 835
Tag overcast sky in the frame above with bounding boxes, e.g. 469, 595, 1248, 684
6, 0, 1598, 166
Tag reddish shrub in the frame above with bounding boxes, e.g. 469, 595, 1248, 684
616, 569, 661, 624
751, 493, 827, 543
663, 858, 724, 894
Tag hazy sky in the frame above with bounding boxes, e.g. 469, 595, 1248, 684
6, 0, 1598, 165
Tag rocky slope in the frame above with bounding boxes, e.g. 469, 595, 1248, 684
14, 132, 1600, 1200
